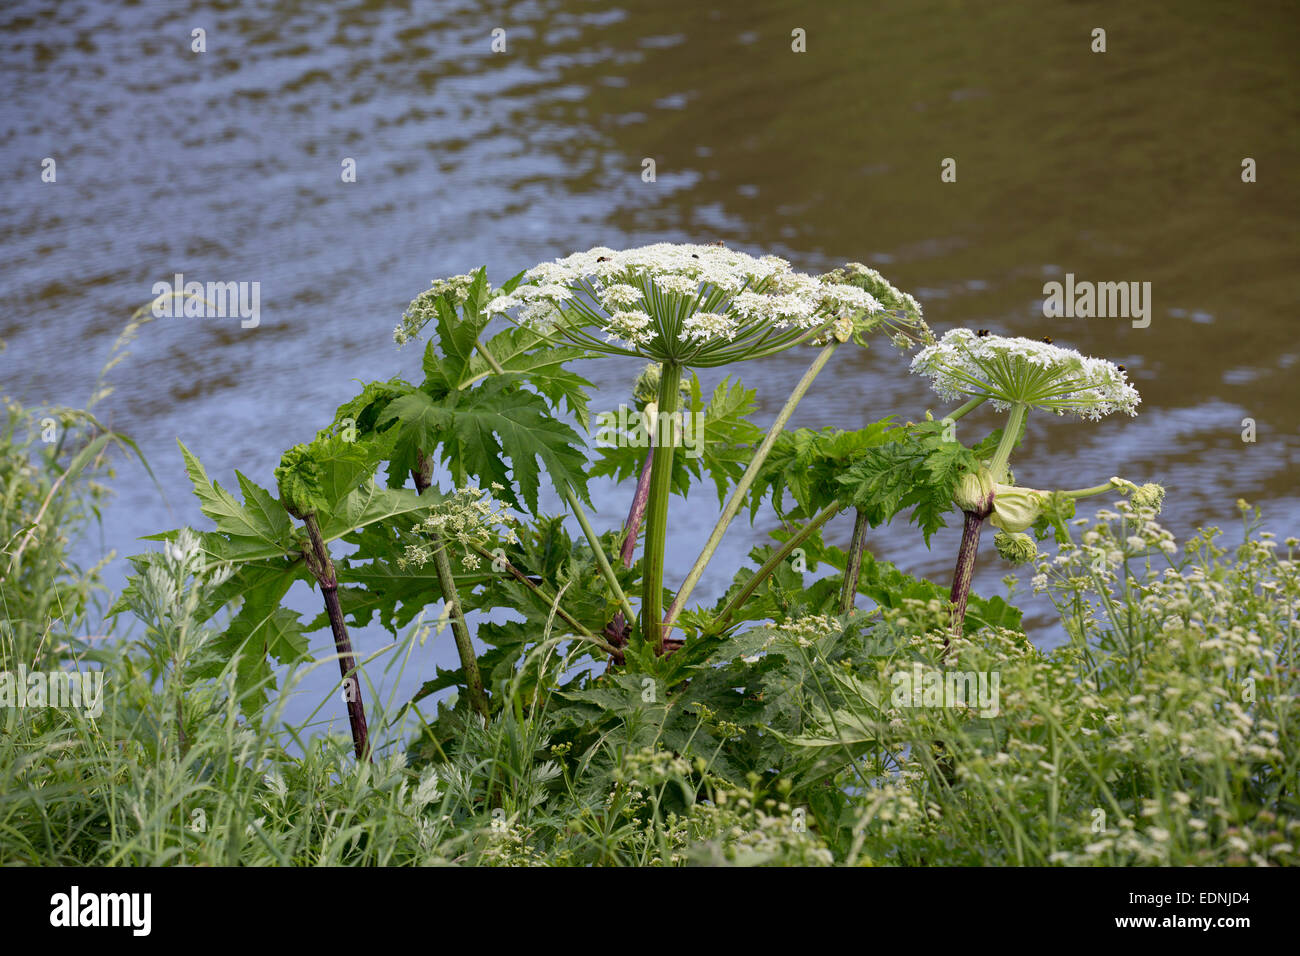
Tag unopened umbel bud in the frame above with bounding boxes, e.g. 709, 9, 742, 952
953, 467, 995, 514
994, 531, 1038, 564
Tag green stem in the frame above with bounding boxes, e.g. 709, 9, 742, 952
709, 500, 841, 635
988, 402, 1027, 482
474, 337, 506, 375
663, 340, 839, 636
430, 530, 490, 721
943, 395, 990, 424
473, 334, 635, 644
411, 455, 488, 720
640, 362, 683, 653
1063, 482, 1116, 499
839, 507, 870, 614
561, 485, 637, 629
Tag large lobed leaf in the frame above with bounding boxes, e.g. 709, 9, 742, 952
379, 375, 590, 514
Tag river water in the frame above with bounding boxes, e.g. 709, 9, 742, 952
3, 0, 1297, 732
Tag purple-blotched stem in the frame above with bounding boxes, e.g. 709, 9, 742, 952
839, 508, 870, 614
605, 448, 654, 659
945, 508, 988, 659
945, 401, 1025, 655
304, 513, 370, 761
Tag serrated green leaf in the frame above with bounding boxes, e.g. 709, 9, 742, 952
179, 440, 294, 552
379, 378, 589, 514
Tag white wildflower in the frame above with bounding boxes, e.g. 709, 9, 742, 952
910, 328, 1140, 419
484, 243, 909, 368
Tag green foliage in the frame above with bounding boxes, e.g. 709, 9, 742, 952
20, 265, 1293, 868
592, 373, 762, 505
9, 413, 1296, 865
750, 421, 897, 520
838, 419, 1002, 543
0, 398, 126, 669
127, 435, 428, 712
379, 376, 588, 515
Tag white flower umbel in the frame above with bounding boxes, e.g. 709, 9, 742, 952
910, 329, 1140, 420
931, 331, 1141, 654
485, 243, 886, 368
483, 245, 929, 656
400, 485, 518, 572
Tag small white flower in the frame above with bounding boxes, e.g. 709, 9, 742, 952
484, 243, 918, 367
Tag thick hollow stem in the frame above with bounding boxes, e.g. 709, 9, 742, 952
944, 395, 990, 424
606, 448, 655, 658
304, 514, 370, 762
664, 340, 838, 636
640, 362, 683, 654
946, 509, 987, 657
988, 402, 1027, 482
839, 508, 870, 614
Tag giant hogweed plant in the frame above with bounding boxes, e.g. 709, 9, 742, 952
115, 244, 1151, 787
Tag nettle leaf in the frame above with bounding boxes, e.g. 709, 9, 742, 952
379, 376, 589, 514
